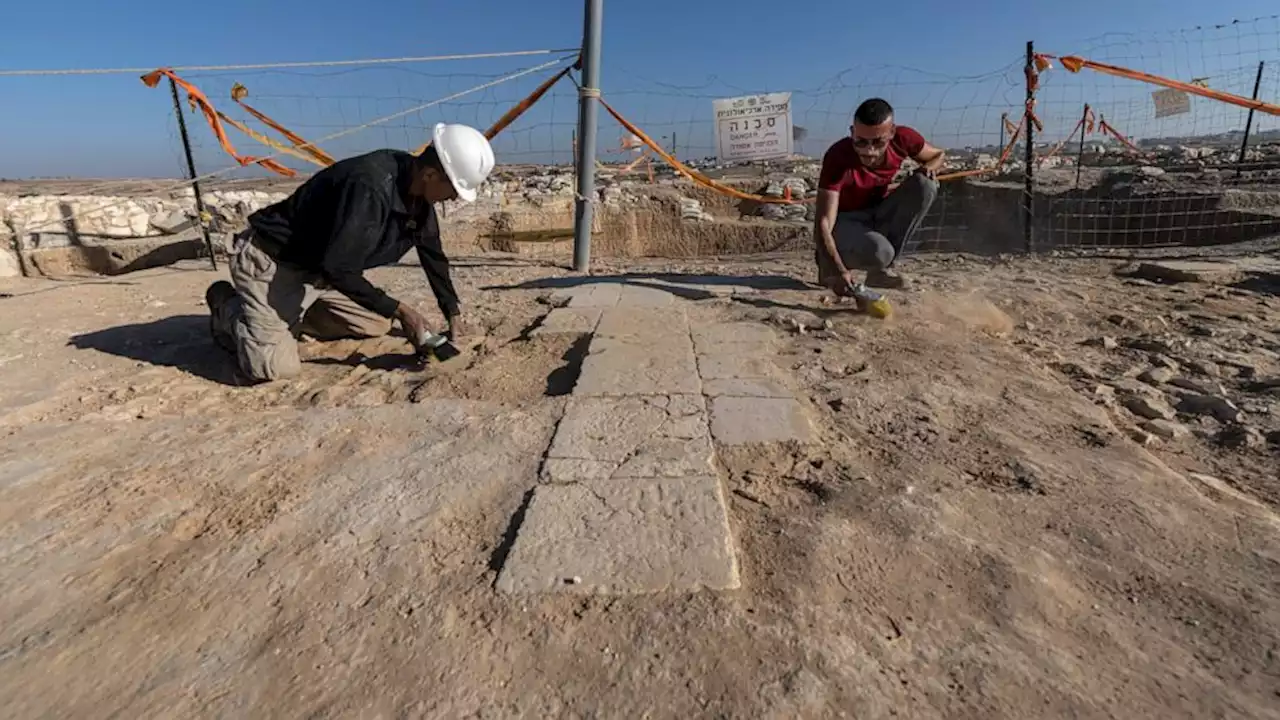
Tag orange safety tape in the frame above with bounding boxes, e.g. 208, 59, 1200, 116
231, 83, 335, 166
1039, 116, 1083, 163
414, 63, 573, 155
600, 94, 1027, 200
141, 69, 296, 177
597, 95, 808, 204
217, 111, 326, 166
1038, 53, 1280, 116
1098, 119, 1143, 155
937, 111, 1027, 181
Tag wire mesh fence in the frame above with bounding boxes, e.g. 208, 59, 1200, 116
4, 14, 1280, 266
1029, 15, 1280, 251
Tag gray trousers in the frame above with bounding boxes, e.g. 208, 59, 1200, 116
211, 232, 394, 382
816, 172, 938, 284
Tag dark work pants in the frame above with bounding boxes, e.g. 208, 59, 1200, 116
815, 172, 938, 285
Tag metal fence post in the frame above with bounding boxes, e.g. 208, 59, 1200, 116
168, 77, 217, 270
572, 0, 604, 272
1023, 40, 1036, 253
1236, 61, 1265, 179
1075, 103, 1089, 188
998, 113, 1006, 170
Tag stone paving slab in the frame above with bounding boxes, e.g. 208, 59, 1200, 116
596, 306, 689, 340
691, 322, 778, 354
494, 476, 741, 594
543, 395, 714, 483
576, 337, 701, 396
617, 284, 678, 307
701, 377, 794, 398
709, 396, 814, 445
531, 308, 603, 336
695, 353, 777, 381
564, 283, 622, 308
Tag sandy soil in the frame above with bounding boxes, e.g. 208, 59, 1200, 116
1, 248, 1278, 718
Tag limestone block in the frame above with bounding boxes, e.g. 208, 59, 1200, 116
595, 306, 689, 340
576, 336, 701, 395
695, 352, 776, 381
545, 395, 714, 482
709, 396, 814, 445
495, 476, 740, 594
532, 308, 602, 336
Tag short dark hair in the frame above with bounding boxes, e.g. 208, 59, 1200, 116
854, 98, 894, 126
417, 145, 444, 172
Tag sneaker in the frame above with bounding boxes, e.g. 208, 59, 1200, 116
866, 268, 908, 290
205, 281, 238, 353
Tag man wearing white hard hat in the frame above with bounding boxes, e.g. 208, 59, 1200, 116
205, 122, 495, 383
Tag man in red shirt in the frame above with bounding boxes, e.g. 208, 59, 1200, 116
814, 98, 946, 296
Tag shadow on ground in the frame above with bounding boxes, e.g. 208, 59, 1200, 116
483, 272, 815, 300
69, 315, 240, 384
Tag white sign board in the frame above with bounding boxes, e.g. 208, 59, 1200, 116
713, 92, 793, 162
1152, 88, 1191, 118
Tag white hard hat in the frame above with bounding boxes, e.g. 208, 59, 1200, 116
432, 123, 495, 203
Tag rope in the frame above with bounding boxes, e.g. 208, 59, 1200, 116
1038, 52, 1280, 116
230, 83, 336, 166
413, 62, 574, 155
21, 56, 572, 234
0, 49, 581, 76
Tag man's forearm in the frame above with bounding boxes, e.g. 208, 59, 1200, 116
922, 151, 946, 172
817, 218, 846, 274
326, 271, 400, 318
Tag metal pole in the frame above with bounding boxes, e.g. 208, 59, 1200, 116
1236, 61, 1265, 179
572, 0, 604, 272
168, 77, 217, 270
1023, 40, 1035, 253
998, 113, 1006, 170
672, 131, 677, 161
1075, 103, 1089, 188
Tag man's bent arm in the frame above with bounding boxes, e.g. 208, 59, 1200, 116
320, 182, 401, 318
815, 189, 846, 275
415, 237, 461, 319
915, 142, 946, 174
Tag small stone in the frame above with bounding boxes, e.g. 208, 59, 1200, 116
1138, 367, 1176, 385
1169, 377, 1225, 396
1123, 395, 1176, 420
1054, 362, 1099, 380
1177, 394, 1242, 423
1149, 354, 1179, 370
1126, 337, 1177, 354
1085, 336, 1119, 350
1182, 358, 1221, 377
1127, 428, 1158, 446
1217, 424, 1265, 450
827, 397, 846, 412
1140, 419, 1189, 440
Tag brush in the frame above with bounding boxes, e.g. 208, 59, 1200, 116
413, 330, 463, 363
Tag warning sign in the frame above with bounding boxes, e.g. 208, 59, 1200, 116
1153, 88, 1191, 118
712, 92, 794, 162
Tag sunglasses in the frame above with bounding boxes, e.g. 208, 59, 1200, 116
853, 135, 891, 149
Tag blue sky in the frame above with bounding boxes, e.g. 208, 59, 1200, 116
2, 0, 1278, 178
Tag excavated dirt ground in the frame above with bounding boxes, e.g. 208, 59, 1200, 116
1, 247, 1279, 718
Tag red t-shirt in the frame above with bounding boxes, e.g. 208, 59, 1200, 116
818, 126, 927, 211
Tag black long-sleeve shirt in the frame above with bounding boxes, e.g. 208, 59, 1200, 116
247, 149, 460, 319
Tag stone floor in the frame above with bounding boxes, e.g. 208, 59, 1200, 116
497, 280, 814, 595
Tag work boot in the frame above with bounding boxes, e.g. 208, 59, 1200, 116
865, 268, 908, 290
205, 280, 238, 353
